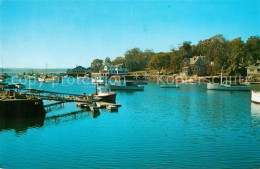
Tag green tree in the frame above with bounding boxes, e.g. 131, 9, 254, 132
148, 53, 171, 74
91, 59, 103, 72
197, 34, 229, 71
227, 37, 245, 75
124, 48, 144, 71
104, 57, 111, 64
245, 36, 260, 65
112, 57, 125, 65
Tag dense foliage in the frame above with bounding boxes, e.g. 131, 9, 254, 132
90, 35, 260, 75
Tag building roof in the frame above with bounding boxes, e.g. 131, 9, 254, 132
188, 56, 206, 65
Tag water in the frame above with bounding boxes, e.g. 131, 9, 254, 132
1, 77, 260, 168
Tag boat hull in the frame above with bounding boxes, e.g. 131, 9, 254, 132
96, 93, 116, 103
207, 83, 251, 91
251, 90, 260, 104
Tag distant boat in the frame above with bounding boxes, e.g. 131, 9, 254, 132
108, 81, 144, 91
38, 76, 62, 83
160, 84, 179, 88
207, 83, 251, 91
251, 90, 260, 104
92, 77, 106, 84
89, 103, 100, 113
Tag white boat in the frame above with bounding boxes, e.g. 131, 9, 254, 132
38, 76, 62, 83
108, 81, 144, 91
251, 90, 260, 104
207, 83, 251, 91
92, 77, 106, 84
160, 84, 179, 88
207, 67, 251, 91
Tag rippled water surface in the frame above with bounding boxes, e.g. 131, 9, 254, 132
1, 77, 260, 168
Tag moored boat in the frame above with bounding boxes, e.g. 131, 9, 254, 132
108, 81, 144, 91
207, 83, 251, 91
251, 90, 260, 104
93, 87, 117, 103
38, 75, 62, 83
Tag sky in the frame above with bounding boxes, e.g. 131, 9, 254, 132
0, 0, 259, 68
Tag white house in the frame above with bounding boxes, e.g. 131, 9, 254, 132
101, 63, 128, 76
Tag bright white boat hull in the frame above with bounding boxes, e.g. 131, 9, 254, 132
251, 90, 260, 104
207, 83, 251, 91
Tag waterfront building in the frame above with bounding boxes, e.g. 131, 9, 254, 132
66, 66, 91, 77
180, 56, 207, 76
246, 63, 260, 81
101, 63, 128, 76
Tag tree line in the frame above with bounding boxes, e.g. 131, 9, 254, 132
91, 34, 260, 75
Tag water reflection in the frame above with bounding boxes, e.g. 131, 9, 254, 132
0, 115, 45, 134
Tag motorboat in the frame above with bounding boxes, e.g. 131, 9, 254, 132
93, 87, 117, 103
207, 67, 251, 91
207, 83, 251, 91
108, 81, 144, 91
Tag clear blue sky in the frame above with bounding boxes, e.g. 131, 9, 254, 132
0, 0, 259, 68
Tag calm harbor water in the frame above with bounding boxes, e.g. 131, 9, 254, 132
0, 76, 260, 168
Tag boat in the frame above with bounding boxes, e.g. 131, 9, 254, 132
38, 75, 62, 83
93, 87, 117, 103
92, 77, 106, 84
207, 83, 251, 91
108, 81, 144, 91
106, 105, 118, 112
206, 67, 251, 91
15, 83, 26, 89
251, 90, 260, 104
160, 84, 179, 88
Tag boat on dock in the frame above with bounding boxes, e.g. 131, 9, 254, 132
108, 81, 144, 91
251, 90, 260, 104
93, 87, 117, 103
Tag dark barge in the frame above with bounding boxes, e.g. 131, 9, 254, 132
0, 89, 46, 119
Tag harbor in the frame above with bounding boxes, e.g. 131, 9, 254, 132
0, 75, 260, 168
1, 0, 260, 168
